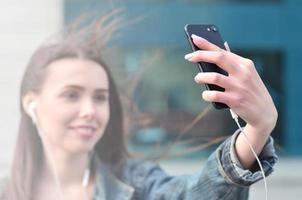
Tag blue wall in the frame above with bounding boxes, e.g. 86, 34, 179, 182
65, 0, 302, 156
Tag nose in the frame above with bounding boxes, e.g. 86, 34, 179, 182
79, 99, 96, 121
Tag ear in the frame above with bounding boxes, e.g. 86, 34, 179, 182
22, 92, 38, 116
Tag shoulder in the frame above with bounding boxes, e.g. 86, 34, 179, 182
121, 158, 191, 199
123, 158, 160, 171
122, 158, 164, 178
120, 158, 171, 189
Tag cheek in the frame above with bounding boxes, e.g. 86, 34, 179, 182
93, 103, 110, 140
104, 102, 110, 122
40, 104, 76, 142
97, 103, 110, 128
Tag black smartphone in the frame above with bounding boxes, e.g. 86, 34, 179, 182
184, 24, 229, 109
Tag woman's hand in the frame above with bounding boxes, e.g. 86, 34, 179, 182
185, 34, 278, 168
185, 34, 277, 135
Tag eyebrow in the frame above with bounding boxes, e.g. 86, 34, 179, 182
61, 85, 109, 92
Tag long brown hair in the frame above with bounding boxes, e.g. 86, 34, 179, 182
3, 10, 128, 200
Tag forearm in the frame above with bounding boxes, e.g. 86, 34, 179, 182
234, 123, 274, 169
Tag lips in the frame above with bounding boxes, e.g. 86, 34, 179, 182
70, 125, 97, 140
71, 125, 96, 131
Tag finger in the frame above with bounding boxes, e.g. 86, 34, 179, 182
185, 50, 237, 74
191, 34, 222, 51
194, 72, 233, 89
202, 90, 230, 105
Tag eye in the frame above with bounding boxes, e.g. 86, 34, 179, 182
64, 91, 80, 101
94, 93, 108, 103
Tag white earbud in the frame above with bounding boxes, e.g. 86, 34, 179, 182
28, 102, 37, 124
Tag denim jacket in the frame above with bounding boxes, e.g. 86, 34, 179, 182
93, 130, 278, 200
0, 130, 277, 200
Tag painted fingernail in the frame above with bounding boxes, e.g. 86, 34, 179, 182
194, 74, 199, 82
191, 34, 205, 42
184, 53, 194, 60
194, 73, 203, 82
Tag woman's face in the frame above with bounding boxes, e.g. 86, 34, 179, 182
33, 58, 110, 154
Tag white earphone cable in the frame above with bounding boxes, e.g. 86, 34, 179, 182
230, 109, 268, 200
224, 42, 268, 200
32, 109, 65, 200
31, 104, 91, 200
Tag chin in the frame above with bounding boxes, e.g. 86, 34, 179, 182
65, 143, 94, 155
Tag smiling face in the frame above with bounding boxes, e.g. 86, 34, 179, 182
29, 58, 110, 154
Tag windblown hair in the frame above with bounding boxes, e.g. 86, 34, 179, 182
3, 9, 128, 200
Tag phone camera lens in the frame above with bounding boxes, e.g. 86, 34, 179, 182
206, 27, 211, 32
210, 26, 217, 32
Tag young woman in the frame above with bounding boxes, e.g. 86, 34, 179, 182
1, 13, 278, 200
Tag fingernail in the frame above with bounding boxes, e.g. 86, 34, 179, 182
194, 74, 199, 82
191, 34, 205, 42
184, 53, 194, 60
194, 73, 202, 82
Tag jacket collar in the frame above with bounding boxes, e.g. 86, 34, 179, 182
93, 158, 134, 200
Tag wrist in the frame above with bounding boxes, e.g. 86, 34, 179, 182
249, 107, 278, 136
245, 122, 274, 139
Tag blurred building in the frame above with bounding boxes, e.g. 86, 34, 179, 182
0, 0, 301, 199
1, 0, 301, 177
64, 0, 302, 157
